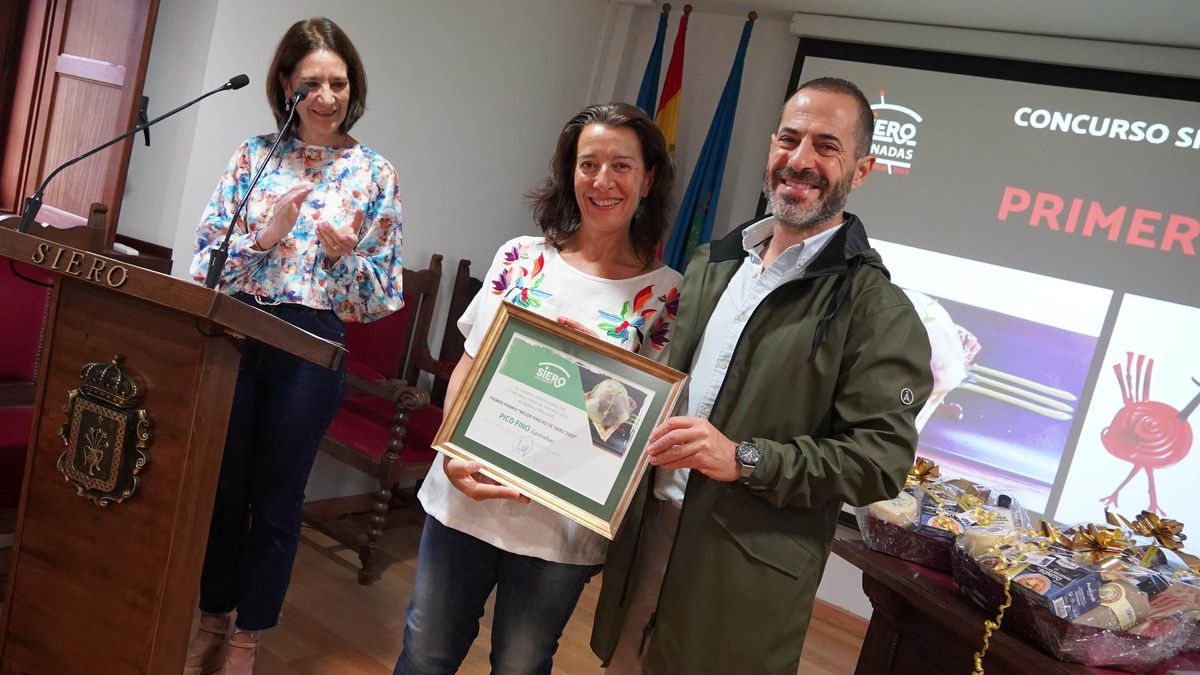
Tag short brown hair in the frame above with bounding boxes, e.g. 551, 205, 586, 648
266, 17, 367, 140
795, 77, 874, 158
528, 103, 674, 267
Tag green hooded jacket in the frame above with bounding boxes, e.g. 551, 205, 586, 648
591, 214, 933, 675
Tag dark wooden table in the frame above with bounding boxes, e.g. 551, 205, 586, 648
832, 535, 1200, 675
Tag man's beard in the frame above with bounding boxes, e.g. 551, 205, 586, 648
763, 166, 853, 231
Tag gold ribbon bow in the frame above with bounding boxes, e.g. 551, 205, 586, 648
1040, 520, 1133, 568
957, 493, 985, 511
1038, 519, 1065, 546
954, 493, 999, 527
906, 457, 941, 487
1069, 524, 1135, 568
1107, 509, 1200, 573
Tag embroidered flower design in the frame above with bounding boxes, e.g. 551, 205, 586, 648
491, 267, 511, 294
658, 288, 679, 318
489, 247, 552, 307
648, 315, 671, 350
511, 273, 551, 308
598, 285, 658, 346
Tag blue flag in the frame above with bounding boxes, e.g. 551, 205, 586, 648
662, 17, 755, 271
636, 9, 670, 116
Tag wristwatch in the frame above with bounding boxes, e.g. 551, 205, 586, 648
735, 441, 763, 482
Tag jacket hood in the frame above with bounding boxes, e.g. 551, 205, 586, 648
709, 211, 885, 275
707, 212, 889, 359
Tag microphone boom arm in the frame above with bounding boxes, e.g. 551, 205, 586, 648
16, 74, 249, 234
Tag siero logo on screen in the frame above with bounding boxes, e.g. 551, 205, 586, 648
536, 362, 570, 388
870, 90, 923, 176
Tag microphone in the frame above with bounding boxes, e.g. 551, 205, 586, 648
203, 83, 312, 289
15, 74, 250, 234
277, 82, 312, 135
290, 82, 313, 107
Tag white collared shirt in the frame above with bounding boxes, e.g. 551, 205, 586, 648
653, 217, 843, 505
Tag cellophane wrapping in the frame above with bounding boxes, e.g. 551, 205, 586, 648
952, 526, 1200, 672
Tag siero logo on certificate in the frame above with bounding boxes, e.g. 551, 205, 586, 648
464, 334, 653, 503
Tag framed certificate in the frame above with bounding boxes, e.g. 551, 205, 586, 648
433, 302, 687, 539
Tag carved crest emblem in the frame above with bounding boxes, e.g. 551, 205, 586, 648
57, 356, 153, 506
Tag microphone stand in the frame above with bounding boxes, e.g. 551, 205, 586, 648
15, 74, 250, 234
203, 84, 311, 289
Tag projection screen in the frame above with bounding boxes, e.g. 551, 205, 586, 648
784, 40, 1200, 549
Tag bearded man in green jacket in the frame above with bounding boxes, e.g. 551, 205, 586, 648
592, 77, 934, 674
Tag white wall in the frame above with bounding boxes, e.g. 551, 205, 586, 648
119, 0, 219, 246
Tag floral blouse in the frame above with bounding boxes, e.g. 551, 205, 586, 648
466, 236, 681, 357
418, 236, 683, 566
190, 134, 404, 323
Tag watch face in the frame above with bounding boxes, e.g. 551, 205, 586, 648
737, 442, 762, 466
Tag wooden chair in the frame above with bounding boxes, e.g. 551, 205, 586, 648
304, 254, 449, 584
431, 258, 483, 405
0, 259, 54, 537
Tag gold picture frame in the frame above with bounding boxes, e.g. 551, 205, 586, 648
434, 302, 687, 539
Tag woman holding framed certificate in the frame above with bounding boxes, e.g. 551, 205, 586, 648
393, 103, 681, 675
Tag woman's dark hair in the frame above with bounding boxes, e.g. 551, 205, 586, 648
528, 103, 674, 267
266, 17, 367, 140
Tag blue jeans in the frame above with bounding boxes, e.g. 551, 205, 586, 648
394, 516, 601, 675
198, 295, 345, 631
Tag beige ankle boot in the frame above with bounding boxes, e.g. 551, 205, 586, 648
183, 615, 229, 675
219, 630, 260, 675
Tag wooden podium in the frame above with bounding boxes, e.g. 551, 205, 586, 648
0, 221, 343, 674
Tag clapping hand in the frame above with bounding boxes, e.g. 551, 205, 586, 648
255, 184, 313, 249
317, 209, 362, 262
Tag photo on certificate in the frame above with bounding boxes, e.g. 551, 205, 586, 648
579, 365, 648, 457
434, 303, 687, 539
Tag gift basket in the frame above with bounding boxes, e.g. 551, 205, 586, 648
952, 510, 1200, 672
856, 457, 1027, 571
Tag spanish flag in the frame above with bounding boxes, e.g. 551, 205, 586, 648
655, 4, 690, 156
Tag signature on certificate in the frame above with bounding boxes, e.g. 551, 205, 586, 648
512, 436, 534, 458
